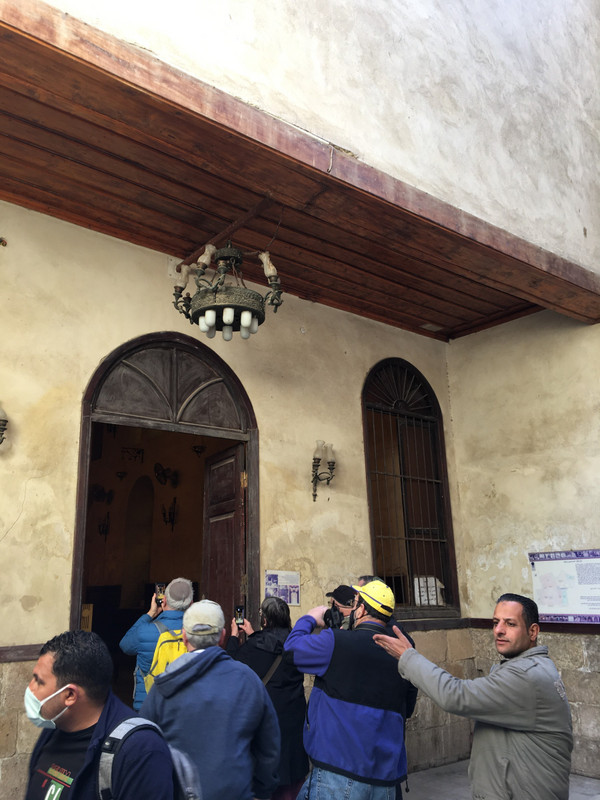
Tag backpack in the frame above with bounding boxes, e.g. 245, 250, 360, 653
98, 716, 202, 800
143, 626, 187, 693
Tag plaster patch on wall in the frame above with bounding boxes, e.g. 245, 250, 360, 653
20, 595, 41, 612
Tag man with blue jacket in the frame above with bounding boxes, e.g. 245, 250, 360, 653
120, 577, 193, 710
284, 580, 415, 799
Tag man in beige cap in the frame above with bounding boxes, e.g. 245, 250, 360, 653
140, 599, 280, 800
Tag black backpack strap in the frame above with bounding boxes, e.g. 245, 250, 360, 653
98, 717, 162, 800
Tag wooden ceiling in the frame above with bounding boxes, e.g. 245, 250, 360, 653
2, 2, 600, 341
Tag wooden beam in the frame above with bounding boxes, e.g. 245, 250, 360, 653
176, 195, 276, 269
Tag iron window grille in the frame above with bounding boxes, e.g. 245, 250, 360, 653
362, 359, 459, 616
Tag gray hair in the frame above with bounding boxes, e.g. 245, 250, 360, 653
165, 577, 194, 611
185, 630, 221, 650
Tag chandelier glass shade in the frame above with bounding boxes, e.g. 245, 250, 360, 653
173, 242, 283, 340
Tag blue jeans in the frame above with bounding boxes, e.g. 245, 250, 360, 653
299, 767, 395, 800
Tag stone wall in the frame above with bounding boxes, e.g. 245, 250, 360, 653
0, 660, 37, 794
406, 628, 474, 771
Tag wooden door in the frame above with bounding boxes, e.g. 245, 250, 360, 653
74, 333, 259, 633
202, 443, 247, 620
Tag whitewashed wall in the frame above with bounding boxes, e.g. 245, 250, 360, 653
43, 0, 599, 272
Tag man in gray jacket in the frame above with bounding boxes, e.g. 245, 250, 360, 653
374, 593, 572, 800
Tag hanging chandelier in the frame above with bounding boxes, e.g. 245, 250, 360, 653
172, 242, 283, 340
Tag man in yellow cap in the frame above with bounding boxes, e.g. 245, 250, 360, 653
284, 580, 416, 799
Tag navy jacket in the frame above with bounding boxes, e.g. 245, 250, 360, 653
27, 691, 174, 799
140, 646, 280, 800
285, 615, 414, 786
119, 610, 184, 709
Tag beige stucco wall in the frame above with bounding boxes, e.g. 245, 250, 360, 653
0, 199, 451, 646
3, 202, 600, 635
39, 0, 600, 273
447, 311, 600, 619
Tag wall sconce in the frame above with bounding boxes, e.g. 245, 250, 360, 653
0, 404, 7, 445
162, 497, 178, 532
312, 440, 336, 501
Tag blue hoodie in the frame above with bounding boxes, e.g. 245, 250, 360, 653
140, 647, 280, 800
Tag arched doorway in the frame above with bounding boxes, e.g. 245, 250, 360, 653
71, 332, 259, 692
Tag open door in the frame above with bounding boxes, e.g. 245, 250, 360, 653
73, 333, 259, 639
202, 443, 247, 620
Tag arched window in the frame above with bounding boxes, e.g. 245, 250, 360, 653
362, 359, 459, 616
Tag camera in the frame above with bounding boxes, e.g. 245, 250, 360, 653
323, 604, 344, 629
235, 605, 245, 626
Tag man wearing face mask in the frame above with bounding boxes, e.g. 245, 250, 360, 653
25, 629, 174, 800
283, 581, 416, 799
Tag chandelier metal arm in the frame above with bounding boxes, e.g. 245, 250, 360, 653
175, 195, 275, 272
264, 276, 283, 311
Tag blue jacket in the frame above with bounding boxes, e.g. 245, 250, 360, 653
140, 646, 280, 800
284, 615, 413, 786
119, 610, 184, 709
27, 691, 174, 799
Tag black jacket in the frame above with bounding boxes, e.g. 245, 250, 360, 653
227, 627, 309, 785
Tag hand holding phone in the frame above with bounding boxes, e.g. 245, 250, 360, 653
235, 605, 245, 626
156, 583, 166, 607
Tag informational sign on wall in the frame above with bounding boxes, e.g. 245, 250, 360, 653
265, 570, 300, 606
529, 549, 600, 623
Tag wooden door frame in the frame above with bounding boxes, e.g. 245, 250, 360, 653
70, 331, 260, 629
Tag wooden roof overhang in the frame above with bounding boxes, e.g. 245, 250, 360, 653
1, 0, 600, 341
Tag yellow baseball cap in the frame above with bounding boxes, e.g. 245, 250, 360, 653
352, 580, 395, 617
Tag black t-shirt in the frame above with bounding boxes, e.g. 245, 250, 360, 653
26, 726, 94, 800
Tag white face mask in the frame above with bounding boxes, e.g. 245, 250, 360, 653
24, 684, 71, 729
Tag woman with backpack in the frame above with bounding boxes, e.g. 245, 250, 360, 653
227, 596, 309, 800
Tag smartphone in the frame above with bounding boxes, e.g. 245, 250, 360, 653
156, 583, 166, 607
235, 605, 245, 625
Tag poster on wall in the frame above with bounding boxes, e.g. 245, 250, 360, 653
529, 549, 600, 623
265, 570, 300, 606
